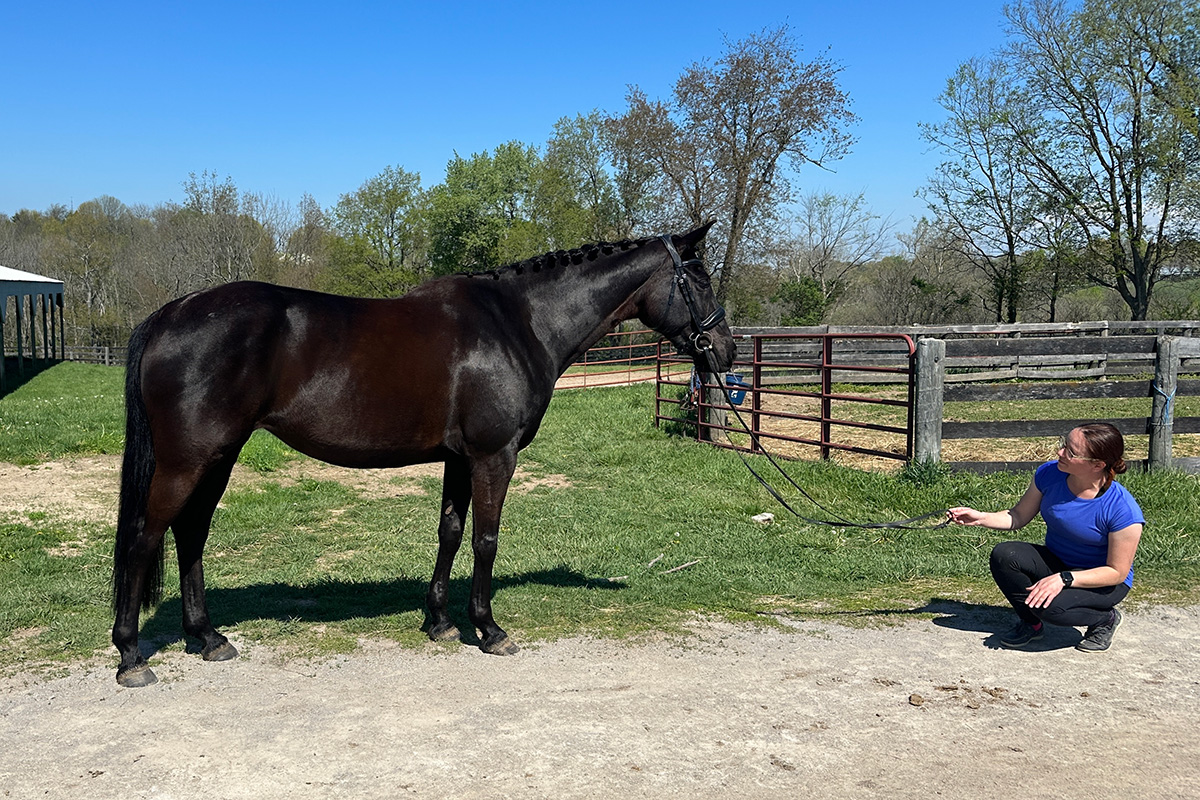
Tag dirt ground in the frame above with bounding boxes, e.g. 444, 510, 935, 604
2, 458, 1198, 799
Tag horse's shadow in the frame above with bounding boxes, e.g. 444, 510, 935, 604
136, 565, 615, 659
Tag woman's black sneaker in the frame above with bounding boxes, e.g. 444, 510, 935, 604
1000, 621, 1044, 648
1076, 608, 1122, 653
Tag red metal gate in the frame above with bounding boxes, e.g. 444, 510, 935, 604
655, 332, 917, 463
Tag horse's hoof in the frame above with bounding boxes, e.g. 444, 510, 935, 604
116, 664, 158, 688
202, 640, 239, 662
427, 623, 461, 643
482, 636, 520, 656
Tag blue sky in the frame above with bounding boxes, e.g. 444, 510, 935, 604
4, 1, 1012, 228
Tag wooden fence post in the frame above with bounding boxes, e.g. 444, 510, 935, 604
913, 338, 945, 464
701, 372, 729, 443
1149, 336, 1178, 471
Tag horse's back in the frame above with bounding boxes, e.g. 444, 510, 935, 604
135, 280, 550, 469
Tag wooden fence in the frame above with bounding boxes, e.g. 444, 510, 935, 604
911, 334, 1200, 473
657, 322, 1200, 474
64, 345, 129, 366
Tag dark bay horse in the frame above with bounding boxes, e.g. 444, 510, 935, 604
112, 225, 735, 686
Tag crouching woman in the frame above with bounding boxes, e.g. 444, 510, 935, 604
949, 423, 1144, 653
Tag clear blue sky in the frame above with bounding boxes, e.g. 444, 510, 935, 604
4, 1, 1012, 228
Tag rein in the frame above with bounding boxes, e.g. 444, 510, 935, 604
657, 232, 949, 532
699, 349, 951, 533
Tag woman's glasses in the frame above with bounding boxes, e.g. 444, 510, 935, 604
1057, 435, 1099, 462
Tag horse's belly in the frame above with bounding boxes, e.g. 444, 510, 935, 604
264, 387, 454, 468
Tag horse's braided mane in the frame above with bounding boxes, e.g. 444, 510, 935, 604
462, 235, 655, 280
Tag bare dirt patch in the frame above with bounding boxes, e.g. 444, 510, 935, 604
0, 607, 1196, 799
0, 456, 121, 524
0, 455, 574, 525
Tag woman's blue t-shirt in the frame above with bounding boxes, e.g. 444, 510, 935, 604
1035, 461, 1144, 588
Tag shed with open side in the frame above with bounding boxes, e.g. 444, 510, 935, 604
1, 265, 65, 391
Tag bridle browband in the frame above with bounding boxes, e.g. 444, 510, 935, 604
659, 234, 726, 354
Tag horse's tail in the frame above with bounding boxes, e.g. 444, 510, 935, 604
113, 313, 163, 613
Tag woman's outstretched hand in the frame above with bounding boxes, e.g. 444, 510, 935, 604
948, 507, 987, 526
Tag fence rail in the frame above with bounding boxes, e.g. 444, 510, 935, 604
64, 346, 128, 366
914, 335, 1200, 474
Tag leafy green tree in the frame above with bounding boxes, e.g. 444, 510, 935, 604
326, 166, 428, 297
774, 277, 827, 325
428, 142, 543, 273
536, 112, 624, 245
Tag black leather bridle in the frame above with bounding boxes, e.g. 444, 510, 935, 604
659, 234, 725, 354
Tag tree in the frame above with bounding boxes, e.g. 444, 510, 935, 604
920, 58, 1037, 323
1002, 0, 1200, 320
279, 194, 334, 291
782, 191, 893, 311
42, 197, 143, 344
606, 26, 856, 304
774, 277, 827, 326
427, 142, 543, 273
536, 112, 624, 245
153, 171, 276, 292
837, 221, 977, 326
327, 166, 428, 297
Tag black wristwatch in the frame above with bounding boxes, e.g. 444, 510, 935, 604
1060, 571, 1074, 588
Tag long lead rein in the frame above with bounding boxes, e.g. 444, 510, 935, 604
697, 352, 952, 532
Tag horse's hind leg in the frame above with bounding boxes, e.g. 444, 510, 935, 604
425, 456, 471, 642
174, 455, 239, 663
112, 467, 203, 687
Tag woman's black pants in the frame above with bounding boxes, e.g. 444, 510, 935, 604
989, 541, 1127, 628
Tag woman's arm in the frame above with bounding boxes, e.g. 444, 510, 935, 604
1025, 523, 1142, 608
1066, 524, 1143, 588
949, 478, 1043, 531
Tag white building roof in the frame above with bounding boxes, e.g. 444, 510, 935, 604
1, 265, 64, 287
1, 265, 63, 322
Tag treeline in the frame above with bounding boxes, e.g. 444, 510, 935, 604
2, 2, 1198, 350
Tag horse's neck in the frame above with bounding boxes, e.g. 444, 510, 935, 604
521, 251, 656, 376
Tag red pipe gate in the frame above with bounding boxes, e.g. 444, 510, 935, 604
654, 332, 918, 463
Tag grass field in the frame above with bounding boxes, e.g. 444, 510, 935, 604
2, 362, 1198, 675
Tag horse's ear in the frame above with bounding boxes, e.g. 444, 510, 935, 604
676, 221, 716, 251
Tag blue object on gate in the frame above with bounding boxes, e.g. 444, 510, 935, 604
725, 373, 751, 405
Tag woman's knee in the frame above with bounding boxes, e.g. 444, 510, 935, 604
990, 540, 1033, 571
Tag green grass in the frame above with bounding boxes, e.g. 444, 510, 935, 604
2, 364, 1199, 676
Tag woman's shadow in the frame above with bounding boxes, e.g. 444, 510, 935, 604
924, 599, 1083, 651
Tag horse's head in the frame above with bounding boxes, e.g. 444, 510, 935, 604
639, 224, 736, 373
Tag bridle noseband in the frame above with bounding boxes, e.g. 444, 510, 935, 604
659, 234, 726, 353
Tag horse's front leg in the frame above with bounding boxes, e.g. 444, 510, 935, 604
425, 456, 471, 642
468, 450, 520, 655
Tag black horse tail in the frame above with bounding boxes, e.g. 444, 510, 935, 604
113, 314, 163, 613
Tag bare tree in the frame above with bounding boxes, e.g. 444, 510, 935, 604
920, 57, 1037, 323
1002, 0, 1200, 319
607, 26, 855, 303
783, 191, 894, 306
